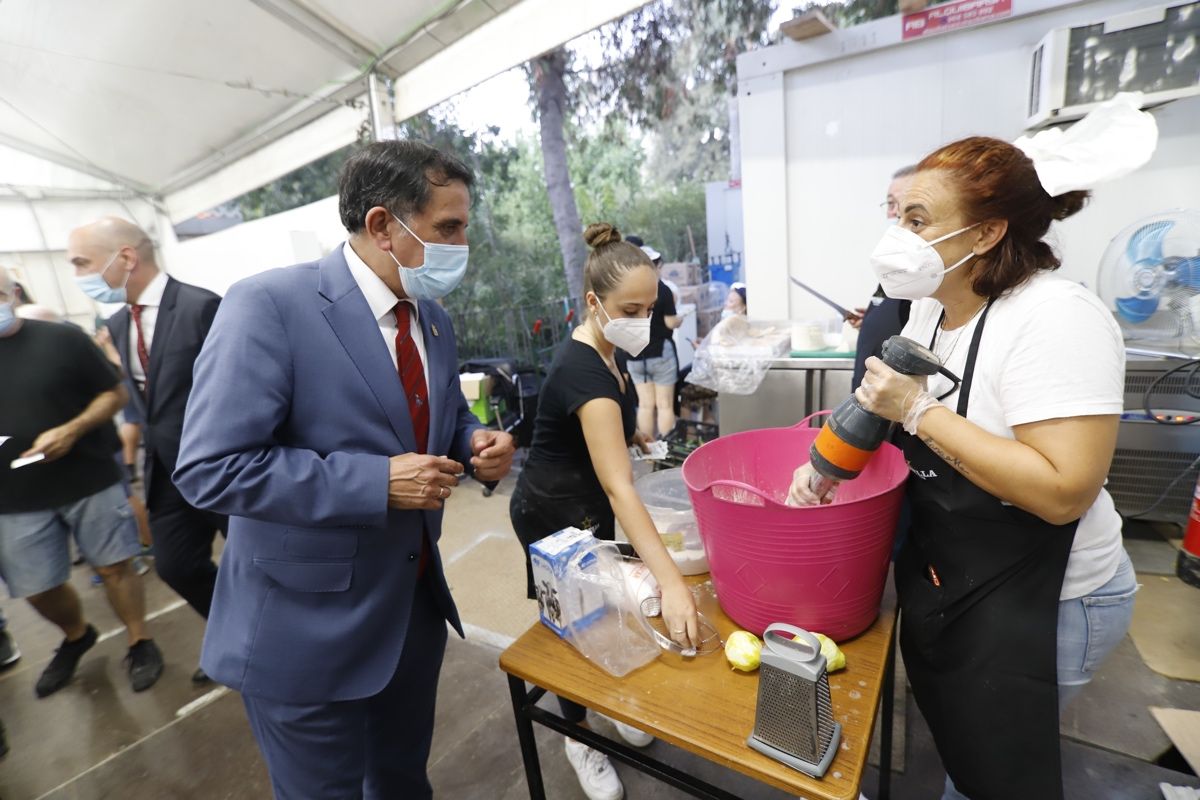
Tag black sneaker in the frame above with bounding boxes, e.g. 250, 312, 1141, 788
0, 629, 20, 671
191, 667, 211, 685
0, 715, 8, 759
125, 639, 164, 692
35, 625, 98, 698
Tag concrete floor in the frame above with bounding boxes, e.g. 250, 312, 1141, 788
0, 473, 1197, 799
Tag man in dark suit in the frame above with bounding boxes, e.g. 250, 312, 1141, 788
173, 140, 515, 799
68, 218, 225, 683
851, 165, 919, 390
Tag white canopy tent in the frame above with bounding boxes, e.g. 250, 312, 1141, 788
0, 0, 647, 323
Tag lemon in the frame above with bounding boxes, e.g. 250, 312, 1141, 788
724, 630, 762, 672
813, 632, 846, 672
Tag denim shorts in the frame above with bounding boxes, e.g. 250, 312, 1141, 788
628, 340, 677, 386
0, 482, 141, 597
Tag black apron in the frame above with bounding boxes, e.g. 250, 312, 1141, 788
895, 301, 1077, 800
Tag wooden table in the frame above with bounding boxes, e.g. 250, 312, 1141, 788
499, 575, 898, 800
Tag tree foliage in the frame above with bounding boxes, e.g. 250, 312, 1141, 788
797, 0, 898, 29
233, 146, 353, 222
576, 0, 779, 184
217, 0, 782, 365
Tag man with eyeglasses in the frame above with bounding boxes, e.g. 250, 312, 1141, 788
852, 164, 918, 391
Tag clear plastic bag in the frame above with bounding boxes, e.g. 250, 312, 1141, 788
562, 542, 662, 678
686, 316, 792, 395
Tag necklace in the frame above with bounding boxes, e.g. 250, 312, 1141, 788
934, 300, 987, 361
574, 328, 622, 380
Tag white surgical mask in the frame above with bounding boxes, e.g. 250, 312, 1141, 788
387, 214, 469, 300
595, 301, 651, 357
73, 250, 128, 304
870, 224, 979, 300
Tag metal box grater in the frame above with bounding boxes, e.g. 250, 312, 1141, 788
747, 624, 841, 777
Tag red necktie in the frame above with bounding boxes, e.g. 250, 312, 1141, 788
394, 303, 429, 454
129, 305, 151, 387
395, 303, 431, 576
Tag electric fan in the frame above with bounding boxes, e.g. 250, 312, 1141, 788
1097, 210, 1200, 352
1098, 210, 1200, 525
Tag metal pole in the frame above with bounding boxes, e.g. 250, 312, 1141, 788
507, 675, 546, 800
878, 617, 897, 800
366, 71, 383, 142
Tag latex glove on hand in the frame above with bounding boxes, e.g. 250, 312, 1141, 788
857, 356, 941, 435
786, 462, 836, 507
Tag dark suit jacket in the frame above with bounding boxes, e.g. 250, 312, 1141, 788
107, 276, 221, 502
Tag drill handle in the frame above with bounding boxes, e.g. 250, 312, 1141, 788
881, 335, 943, 377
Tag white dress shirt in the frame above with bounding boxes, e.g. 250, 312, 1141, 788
342, 242, 429, 388
128, 270, 170, 386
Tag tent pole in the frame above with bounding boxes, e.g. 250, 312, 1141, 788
364, 72, 384, 143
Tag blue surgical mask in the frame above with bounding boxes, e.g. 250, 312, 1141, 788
73, 250, 128, 304
387, 214, 469, 300
0, 302, 16, 336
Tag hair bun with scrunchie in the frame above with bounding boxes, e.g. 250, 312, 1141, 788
1050, 190, 1089, 221
583, 223, 622, 250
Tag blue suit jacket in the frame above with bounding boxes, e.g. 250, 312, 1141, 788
174, 247, 482, 704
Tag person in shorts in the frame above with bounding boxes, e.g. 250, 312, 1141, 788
0, 270, 164, 698
622, 236, 688, 439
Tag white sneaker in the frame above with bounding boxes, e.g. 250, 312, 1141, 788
600, 714, 654, 747
563, 737, 624, 800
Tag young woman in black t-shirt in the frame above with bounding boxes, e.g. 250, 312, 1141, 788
509, 223, 700, 800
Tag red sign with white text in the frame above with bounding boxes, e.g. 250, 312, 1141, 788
902, 0, 1012, 40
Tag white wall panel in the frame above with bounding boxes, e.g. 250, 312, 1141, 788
740, 0, 1200, 323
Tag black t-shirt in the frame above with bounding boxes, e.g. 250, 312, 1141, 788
630, 280, 677, 361
522, 339, 638, 501
0, 320, 122, 512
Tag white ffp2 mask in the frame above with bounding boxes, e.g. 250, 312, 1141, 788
870, 224, 978, 300
595, 301, 651, 357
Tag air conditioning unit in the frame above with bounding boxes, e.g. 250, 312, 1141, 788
1026, 0, 1200, 129
1108, 358, 1200, 524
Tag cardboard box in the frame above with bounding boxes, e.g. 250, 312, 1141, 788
674, 283, 701, 307
661, 262, 701, 286
459, 372, 493, 402
469, 396, 495, 424
529, 527, 606, 638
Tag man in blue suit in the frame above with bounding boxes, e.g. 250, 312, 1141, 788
174, 140, 515, 799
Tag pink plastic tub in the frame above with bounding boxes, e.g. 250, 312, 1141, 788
681, 413, 908, 641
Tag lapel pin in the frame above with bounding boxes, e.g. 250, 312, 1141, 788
431, 323, 440, 337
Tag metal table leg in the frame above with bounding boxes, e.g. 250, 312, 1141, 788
878, 622, 897, 800
507, 674, 546, 800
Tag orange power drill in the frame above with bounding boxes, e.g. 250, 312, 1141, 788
808, 336, 948, 499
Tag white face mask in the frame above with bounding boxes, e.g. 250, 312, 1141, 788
870, 224, 979, 300
595, 300, 651, 357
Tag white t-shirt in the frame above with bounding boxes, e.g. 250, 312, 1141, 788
900, 272, 1126, 600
